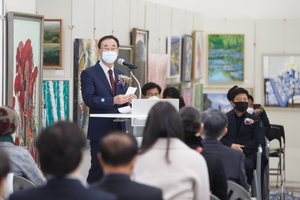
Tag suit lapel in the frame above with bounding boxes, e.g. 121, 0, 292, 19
96, 63, 114, 96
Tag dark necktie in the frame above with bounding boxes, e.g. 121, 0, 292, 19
108, 69, 116, 96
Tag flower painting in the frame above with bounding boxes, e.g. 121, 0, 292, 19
168, 36, 181, 78
208, 34, 244, 82
264, 55, 300, 108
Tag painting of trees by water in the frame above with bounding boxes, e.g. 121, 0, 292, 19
208, 34, 244, 82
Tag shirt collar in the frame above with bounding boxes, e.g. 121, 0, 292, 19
100, 60, 114, 73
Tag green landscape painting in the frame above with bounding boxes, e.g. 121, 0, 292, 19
208, 34, 244, 82
43, 20, 61, 67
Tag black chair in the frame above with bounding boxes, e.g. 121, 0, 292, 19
13, 175, 37, 192
267, 124, 285, 199
251, 145, 262, 200
227, 180, 252, 200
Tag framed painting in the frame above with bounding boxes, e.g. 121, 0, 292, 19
43, 19, 62, 68
192, 30, 204, 80
183, 87, 192, 106
6, 12, 44, 161
131, 28, 149, 92
73, 38, 99, 135
181, 35, 193, 82
42, 79, 70, 129
263, 55, 300, 108
208, 34, 244, 82
115, 45, 133, 78
203, 93, 232, 113
193, 83, 203, 111
167, 36, 181, 79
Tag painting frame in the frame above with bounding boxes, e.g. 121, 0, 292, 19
43, 19, 62, 68
115, 45, 134, 78
42, 78, 70, 129
131, 28, 149, 91
181, 34, 193, 82
6, 12, 44, 160
182, 87, 193, 107
207, 34, 244, 82
263, 54, 300, 108
193, 83, 203, 111
167, 36, 181, 79
192, 30, 204, 80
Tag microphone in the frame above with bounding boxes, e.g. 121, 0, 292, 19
117, 58, 138, 69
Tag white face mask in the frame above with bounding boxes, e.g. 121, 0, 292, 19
148, 96, 159, 100
247, 107, 254, 114
102, 51, 118, 63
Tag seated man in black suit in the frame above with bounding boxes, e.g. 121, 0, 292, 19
9, 121, 117, 200
221, 86, 262, 185
90, 131, 163, 200
201, 108, 249, 191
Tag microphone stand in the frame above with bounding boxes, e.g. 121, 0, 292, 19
128, 68, 141, 99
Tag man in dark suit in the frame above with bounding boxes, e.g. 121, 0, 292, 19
81, 35, 137, 183
9, 121, 116, 200
201, 108, 249, 191
221, 86, 262, 185
90, 131, 163, 200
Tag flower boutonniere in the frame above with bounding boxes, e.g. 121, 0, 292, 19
253, 106, 264, 116
244, 118, 255, 125
117, 75, 132, 87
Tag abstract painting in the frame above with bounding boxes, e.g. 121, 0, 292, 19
6, 12, 44, 161
208, 34, 244, 82
264, 55, 300, 108
183, 87, 192, 106
42, 80, 69, 129
148, 54, 168, 97
192, 31, 204, 80
181, 35, 193, 82
167, 36, 181, 78
203, 93, 232, 113
193, 83, 203, 111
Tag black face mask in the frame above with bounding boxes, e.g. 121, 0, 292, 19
233, 102, 248, 112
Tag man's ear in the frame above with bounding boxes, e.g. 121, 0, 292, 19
97, 153, 104, 167
222, 127, 228, 137
230, 100, 235, 107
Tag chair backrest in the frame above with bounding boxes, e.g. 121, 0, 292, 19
13, 175, 37, 192
227, 180, 252, 200
270, 124, 285, 145
267, 125, 282, 148
210, 194, 220, 200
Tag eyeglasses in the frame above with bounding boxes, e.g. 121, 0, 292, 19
146, 93, 159, 97
100, 47, 119, 52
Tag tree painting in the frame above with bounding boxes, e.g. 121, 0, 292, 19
208, 34, 244, 82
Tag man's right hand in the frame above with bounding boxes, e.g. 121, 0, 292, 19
114, 95, 130, 105
231, 143, 244, 152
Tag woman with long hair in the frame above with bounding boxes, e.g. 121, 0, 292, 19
133, 102, 209, 200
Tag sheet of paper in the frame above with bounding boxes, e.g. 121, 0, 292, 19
125, 87, 137, 96
118, 105, 132, 114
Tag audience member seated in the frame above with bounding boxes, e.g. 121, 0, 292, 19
179, 106, 228, 200
163, 87, 185, 108
141, 82, 162, 99
9, 121, 117, 200
0, 106, 45, 186
90, 131, 163, 200
0, 148, 10, 200
201, 108, 249, 191
221, 86, 262, 185
133, 102, 210, 200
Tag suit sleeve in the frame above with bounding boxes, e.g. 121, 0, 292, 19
242, 118, 261, 155
212, 159, 228, 200
81, 69, 114, 110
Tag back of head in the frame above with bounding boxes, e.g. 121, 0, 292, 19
141, 102, 184, 154
99, 132, 138, 166
0, 148, 10, 180
36, 121, 86, 178
0, 106, 19, 135
201, 108, 228, 139
163, 87, 180, 99
141, 82, 162, 96
179, 106, 201, 137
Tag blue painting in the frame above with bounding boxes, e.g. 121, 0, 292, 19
208, 34, 244, 82
264, 55, 300, 108
203, 93, 232, 113
42, 80, 69, 129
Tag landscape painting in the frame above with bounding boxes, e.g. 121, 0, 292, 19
203, 93, 232, 113
208, 34, 244, 82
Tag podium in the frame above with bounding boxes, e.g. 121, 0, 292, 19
90, 99, 179, 137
